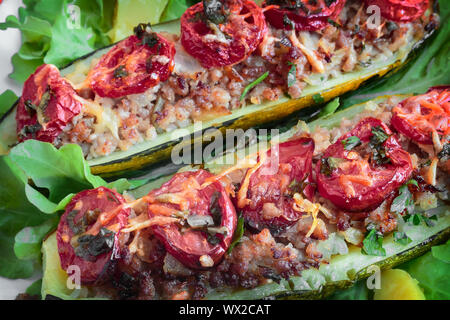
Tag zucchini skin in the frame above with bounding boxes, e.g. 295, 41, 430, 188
0, 18, 439, 178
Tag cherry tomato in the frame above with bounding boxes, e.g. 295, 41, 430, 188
180, 0, 267, 68
147, 170, 237, 270
57, 187, 130, 284
316, 117, 413, 212
237, 137, 315, 234
16, 64, 82, 143
364, 0, 429, 22
262, 0, 346, 31
391, 86, 450, 145
88, 25, 175, 98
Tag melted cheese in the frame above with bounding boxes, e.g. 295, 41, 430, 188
74, 96, 121, 140
173, 42, 205, 76
293, 193, 329, 238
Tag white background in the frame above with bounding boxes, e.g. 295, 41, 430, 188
0, 0, 39, 300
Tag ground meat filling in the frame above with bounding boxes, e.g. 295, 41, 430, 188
57, 0, 437, 159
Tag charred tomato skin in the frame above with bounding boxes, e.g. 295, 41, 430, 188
180, 0, 267, 68
262, 0, 346, 31
88, 33, 175, 98
316, 117, 413, 212
239, 137, 315, 233
148, 170, 237, 270
364, 0, 429, 22
16, 64, 82, 143
56, 187, 130, 284
391, 86, 450, 145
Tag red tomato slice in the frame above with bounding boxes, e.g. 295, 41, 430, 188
88, 26, 175, 98
391, 86, 450, 145
16, 64, 82, 143
364, 0, 429, 22
57, 187, 130, 284
262, 0, 345, 31
316, 117, 413, 212
180, 0, 268, 68
237, 137, 315, 234
147, 170, 237, 270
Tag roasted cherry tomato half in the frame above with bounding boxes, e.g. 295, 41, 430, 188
57, 187, 130, 284
391, 86, 450, 145
88, 26, 175, 98
316, 117, 413, 212
16, 64, 82, 143
180, 0, 267, 68
147, 170, 237, 270
262, 0, 346, 31
237, 137, 315, 234
364, 0, 428, 22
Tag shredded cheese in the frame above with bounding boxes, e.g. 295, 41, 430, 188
237, 151, 267, 208
121, 216, 179, 233
289, 31, 325, 73
292, 193, 326, 238
74, 95, 121, 140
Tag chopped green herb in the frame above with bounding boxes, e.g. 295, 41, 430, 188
209, 191, 222, 225
283, 14, 295, 29
341, 136, 361, 150
404, 213, 437, 227
207, 233, 221, 245
386, 21, 398, 33
394, 231, 412, 245
227, 215, 244, 254
359, 59, 373, 68
203, 0, 228, 25
438, 143, 450, 160
75, 228, 115, 261
18, 123, 43, 139
312, 93, 324, 104
320, 157, 345, 176
390, 180, 417, 215
142, 32, 159, 47
371, 126, 389, 143
113, 65, 128, 78
369, 126, 391, 165
133, 23, 159, 47
240, 71, 269, 101
327, 18, 341, 28
24, 100, 37, 116
287, 62, 297, 87
133, 23, 152, 39
67, 210, 83, 235
362, 229, 386, 256
325, 0, 337, 7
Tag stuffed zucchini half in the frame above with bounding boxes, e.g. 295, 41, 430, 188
41, 88, 450, 300
0, 0, 440, 178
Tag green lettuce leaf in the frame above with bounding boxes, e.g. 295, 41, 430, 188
0, 157, 48, 278
0, 0, 114, 83
327, 280, 370, 300
160, 0, 200, 22
399, 240, 450, 300
14, 216, 59, 261
9, 140, 106, 202
0, 141, 140, 279
0, 90, 18, 117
